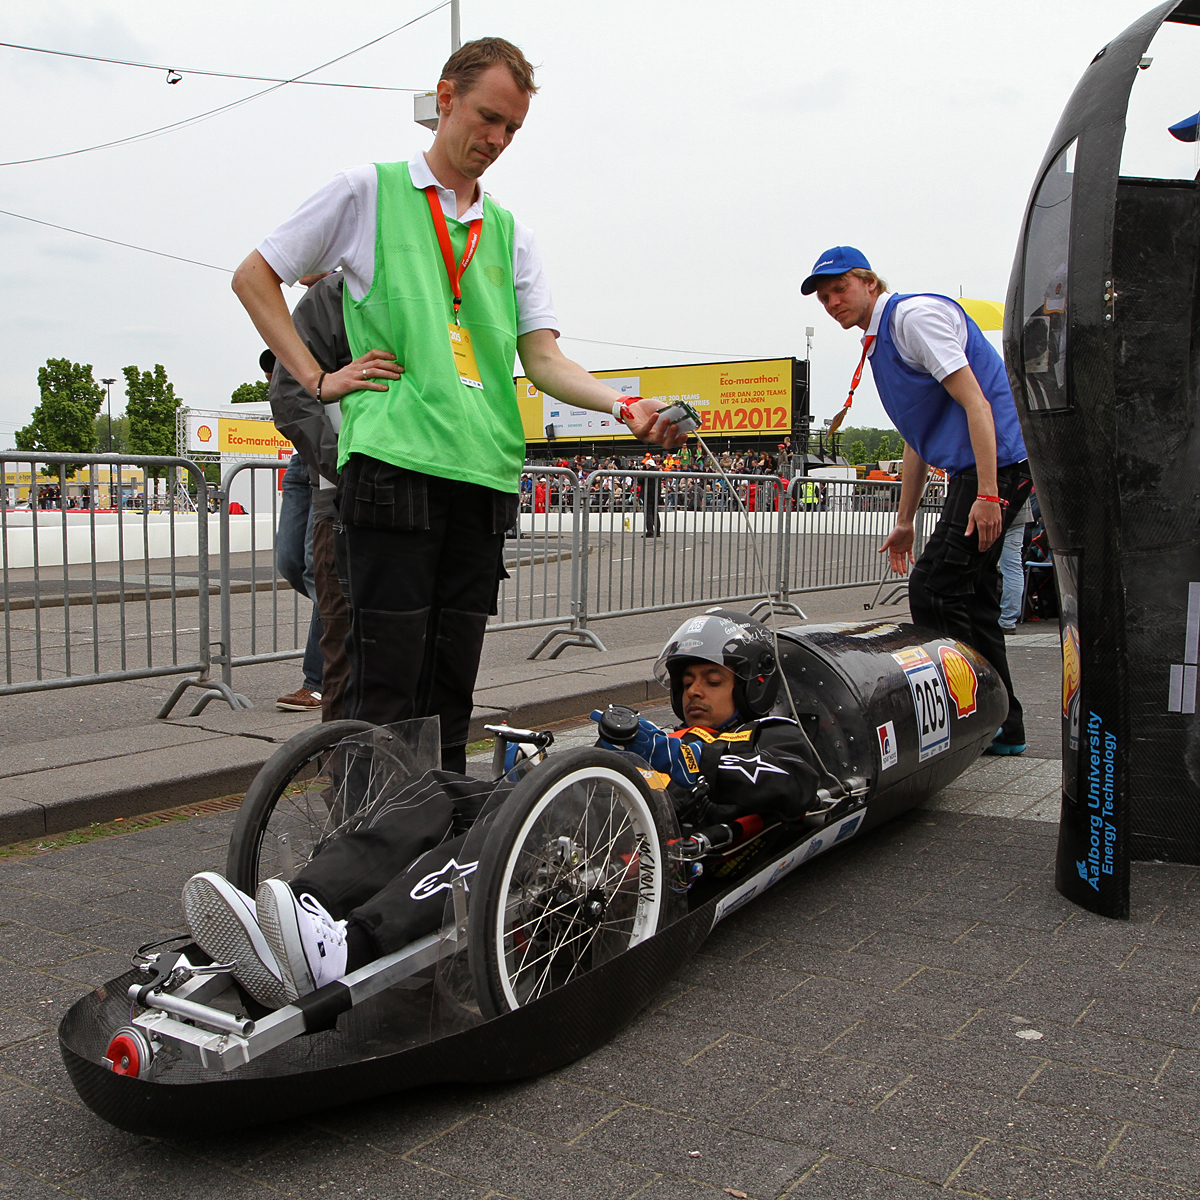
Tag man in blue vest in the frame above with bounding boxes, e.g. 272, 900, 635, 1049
803, 247, 1032, 755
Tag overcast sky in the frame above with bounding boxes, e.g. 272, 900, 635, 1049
0, 0, 1194, 444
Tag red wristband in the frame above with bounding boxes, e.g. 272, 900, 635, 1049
976, 494, 1008, 507
612, 396, 642, 424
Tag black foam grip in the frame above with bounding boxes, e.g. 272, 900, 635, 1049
296, 980, 354, 1033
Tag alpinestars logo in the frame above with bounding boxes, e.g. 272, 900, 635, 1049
409, 858, 478, 901
717, 754, 789, 784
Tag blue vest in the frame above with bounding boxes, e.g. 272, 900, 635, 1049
869, 293, 1026, 477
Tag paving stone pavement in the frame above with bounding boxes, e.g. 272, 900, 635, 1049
4, 746, 1200, 1199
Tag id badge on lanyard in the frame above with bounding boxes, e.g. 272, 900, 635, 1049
425, 186, 485, 390
448, 324, 484, 389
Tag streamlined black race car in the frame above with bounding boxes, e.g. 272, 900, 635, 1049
60, 620, 1004, 1135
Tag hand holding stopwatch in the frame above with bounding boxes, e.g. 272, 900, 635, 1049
656, 401, 701, 435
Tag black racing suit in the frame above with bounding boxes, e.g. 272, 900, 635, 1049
294, 714, 818, 971
595, 712, 819, 825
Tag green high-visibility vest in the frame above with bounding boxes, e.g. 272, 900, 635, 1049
339, 161, 524, 492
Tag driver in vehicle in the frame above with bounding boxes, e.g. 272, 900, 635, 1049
178, 610, 818, 1011
595, 610, 819, 829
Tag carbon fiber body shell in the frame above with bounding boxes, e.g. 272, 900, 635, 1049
1003, 1, 1200, 918
59, 622, 1005, 1135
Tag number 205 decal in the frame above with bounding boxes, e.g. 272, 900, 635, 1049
904, 661, 950, 761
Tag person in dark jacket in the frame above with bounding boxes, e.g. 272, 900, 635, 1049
268, 273, 352, 720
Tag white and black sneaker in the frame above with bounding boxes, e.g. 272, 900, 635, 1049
256, 878, 348, 1003
181, 872, 287, 1009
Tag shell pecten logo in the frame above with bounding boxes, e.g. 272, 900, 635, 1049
196, 424, 213, 443
938, 645, 978, 719
1062, 625, 1080, 717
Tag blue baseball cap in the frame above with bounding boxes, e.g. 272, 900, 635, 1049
800, 245, 872, 295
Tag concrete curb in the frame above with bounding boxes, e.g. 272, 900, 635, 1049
0, 672, 661, 844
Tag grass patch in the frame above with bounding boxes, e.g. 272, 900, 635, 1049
0, 794, 245, 861
466, 737, 494, 757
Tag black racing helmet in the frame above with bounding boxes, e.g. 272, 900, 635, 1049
653, 608, 780, 721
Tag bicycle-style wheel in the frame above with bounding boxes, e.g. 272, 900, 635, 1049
225, 720, 374, 893
467, 748, 671, 1019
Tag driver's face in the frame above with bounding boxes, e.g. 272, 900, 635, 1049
681, 663, 737, 728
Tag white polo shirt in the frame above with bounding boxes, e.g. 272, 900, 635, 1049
863, 292, 970, 383
258, 153, 559, 338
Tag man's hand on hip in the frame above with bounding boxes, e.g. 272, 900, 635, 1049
316, 350, 403, 401
965, 499, 1003, 552
879, 520, 915, 575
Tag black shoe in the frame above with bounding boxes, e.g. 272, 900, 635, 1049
983, 726, 1027, 756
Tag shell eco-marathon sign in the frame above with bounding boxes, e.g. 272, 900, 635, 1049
516, 358, 795, 444
185, 413, 293, 457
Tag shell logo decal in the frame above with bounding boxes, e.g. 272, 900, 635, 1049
938, 645, 978, 719
196, 424, 213, 443
1062, 625, 1080, 717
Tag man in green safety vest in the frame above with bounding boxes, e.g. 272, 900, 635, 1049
799, 479, 819, 510
232, 37, 684, 770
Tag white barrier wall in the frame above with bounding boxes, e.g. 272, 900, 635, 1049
0, 513, 277, 570
519, 511, 897, 536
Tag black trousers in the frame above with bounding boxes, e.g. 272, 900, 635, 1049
312, 514, 350, 722
908, 461, 1033, 742
293, 769, 512, 964
335, 457, 518, 768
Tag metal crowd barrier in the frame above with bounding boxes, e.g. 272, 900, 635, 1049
526, 470, 792, 659
0, 455, 951, 711
781, 476, 906, 604
182, 458, 311, 716
0, 452, 238, 712
496, 466, 584, 643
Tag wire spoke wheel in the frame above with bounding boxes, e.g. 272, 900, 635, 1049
468, 749, 669, 1019
226, 720, 375, 894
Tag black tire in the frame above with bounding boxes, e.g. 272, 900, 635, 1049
467, 747, 672, 1019
226, 719, 374, 893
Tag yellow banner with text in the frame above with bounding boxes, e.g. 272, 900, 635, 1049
516, 358, 794, 444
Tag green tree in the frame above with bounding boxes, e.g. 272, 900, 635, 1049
848, 439, 867, 465
231, 380, 269, 404
876, 433, 892, 462
14, 358, 105, 474
838, 425, 902, 462
123, 364, 180, 476
94, 413, 130, 453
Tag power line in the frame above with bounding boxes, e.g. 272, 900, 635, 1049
0, 207, 232, 273
0, 82, 282, 167
0, 208, 764, 362
0, 40, 427, 92
0, 0, 449, 168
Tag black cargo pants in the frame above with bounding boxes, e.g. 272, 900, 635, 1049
335, 456, 518, 772
907, 461, 1033, 743
293, 768, 514, 963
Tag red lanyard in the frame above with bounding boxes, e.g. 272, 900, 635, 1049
829, 334, 874, 433
425, 186, 482, 322
845, 335, 875, 409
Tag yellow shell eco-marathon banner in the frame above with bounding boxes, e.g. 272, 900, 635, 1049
187, 416, 294, 456
516, 358, 794, 444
